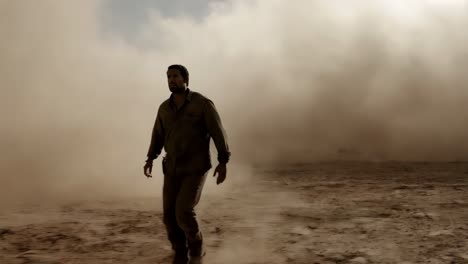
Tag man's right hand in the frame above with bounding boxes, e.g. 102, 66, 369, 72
144, 161, 153, 178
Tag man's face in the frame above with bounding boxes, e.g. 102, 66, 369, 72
167, 69, 186, 94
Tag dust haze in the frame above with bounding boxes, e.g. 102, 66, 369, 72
1, 0, 468, 204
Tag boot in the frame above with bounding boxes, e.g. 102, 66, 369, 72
188, 232, 205, 264
173, 253, 189, 264
188, 250, 206, 264
172, 247, 189, 264
171, 241, 188, 264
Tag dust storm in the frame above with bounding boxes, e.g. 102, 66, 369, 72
2, 1, 467, 202
1, 1, 468, 263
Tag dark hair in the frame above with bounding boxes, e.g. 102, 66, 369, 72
168, 64, 189, 86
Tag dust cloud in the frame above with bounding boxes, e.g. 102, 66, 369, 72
1, 0, 468, 204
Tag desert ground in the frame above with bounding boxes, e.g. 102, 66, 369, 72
1, 162, 467, 264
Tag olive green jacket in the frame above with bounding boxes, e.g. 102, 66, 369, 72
147, 89, 230, 174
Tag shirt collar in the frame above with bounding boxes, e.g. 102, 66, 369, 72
186, 88, 193, 102
169, 88, 192, 108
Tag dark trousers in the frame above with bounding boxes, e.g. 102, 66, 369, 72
162, 163, 208, 256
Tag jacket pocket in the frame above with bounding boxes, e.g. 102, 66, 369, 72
183, 112, 202, 124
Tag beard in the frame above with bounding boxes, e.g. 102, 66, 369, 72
169, 85, 185, 94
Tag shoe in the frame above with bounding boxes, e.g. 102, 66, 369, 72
188, 251, 206, 264
172, 245, 188, 264
188, 232, 204, 263
172, 252, 189, 264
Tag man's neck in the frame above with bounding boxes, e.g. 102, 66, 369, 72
172, 89, 187, 109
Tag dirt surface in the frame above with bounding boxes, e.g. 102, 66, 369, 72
1, 162, 467, 264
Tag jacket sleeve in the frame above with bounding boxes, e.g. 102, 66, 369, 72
146, 107, 164, 162
203, 99, 231, 164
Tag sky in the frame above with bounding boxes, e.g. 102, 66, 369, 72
102, 0, 222, 40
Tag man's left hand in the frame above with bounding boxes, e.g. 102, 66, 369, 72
213, 163, 227, 185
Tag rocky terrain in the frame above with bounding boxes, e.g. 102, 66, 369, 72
1, 162, 467, 264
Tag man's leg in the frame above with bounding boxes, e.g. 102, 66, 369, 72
163, 171, 188, 259
175, 171, 208, 257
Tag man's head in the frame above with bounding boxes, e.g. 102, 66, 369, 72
167, 64, 189, 94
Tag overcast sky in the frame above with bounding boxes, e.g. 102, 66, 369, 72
102, 0, 222, 37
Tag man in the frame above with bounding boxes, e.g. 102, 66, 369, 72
144, 64, 230, 264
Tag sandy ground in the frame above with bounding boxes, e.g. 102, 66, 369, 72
1, 162, 467, 264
